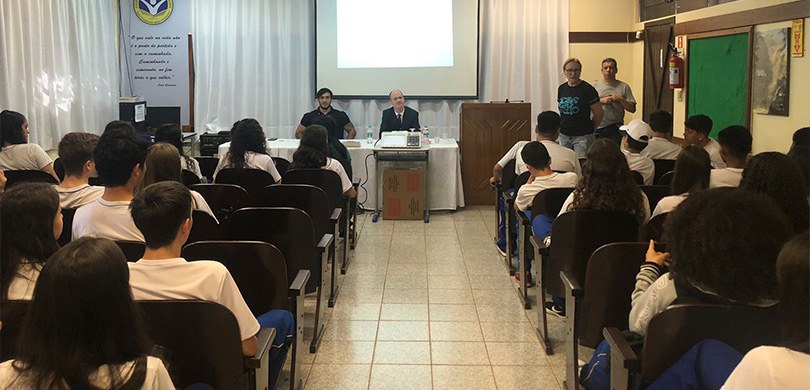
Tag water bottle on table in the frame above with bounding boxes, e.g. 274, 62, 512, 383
366, 125, 373, 144
422, 126, 430, 145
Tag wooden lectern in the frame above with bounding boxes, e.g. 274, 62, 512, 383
460, 102, 531, 205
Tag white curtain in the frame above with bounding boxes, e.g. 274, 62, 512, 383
192, 0, 568, 139
0, 0, 118, 149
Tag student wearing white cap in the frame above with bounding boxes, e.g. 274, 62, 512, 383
620, 119, 655, 185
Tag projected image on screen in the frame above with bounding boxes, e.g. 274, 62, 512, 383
336, 0, 454, 69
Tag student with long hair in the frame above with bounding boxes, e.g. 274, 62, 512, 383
560, 138, 649, 223
213, 118, 280, 183
0, 237, 174, 389
137, 143, 216, 220
651, 145, 711, 218
315, 115, 353, 180
740, 152, 809, 233
154, 123, 202, 179
0, 110, 59, 181
0, 183, 62, 300
291, 124, 357, 198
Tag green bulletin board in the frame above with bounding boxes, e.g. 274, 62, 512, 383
687, 33, 750, 138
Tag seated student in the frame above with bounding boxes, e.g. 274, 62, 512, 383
619, 119, 655, 185
787, 127, 809, 190
490, 111, 581, 256
580, 189, 794, 390
646, 231, 810, 390
154, 123, 202, 179
682, 114, 726, 169
513, 141, 578, 282
0, 237, 174, 389
72, 122, 149, 242
54, 132, 104, 208
0, 183, 61, 300
0, 110, 59, 181
291, 124, 357, 198
137, 143, 217, 221
651, 145, 711, 218
128, 181, 294, 385
551, 139, 649, 316
709, 125, 751, 189
213, 118, 281, 183
740, 152, 809, 233
641, 110, 682, 160
316, 115, 353, 180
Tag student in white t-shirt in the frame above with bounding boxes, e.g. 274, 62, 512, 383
651, 145, 711, 218
709, 125, 751, 189
213, 118, 281, 182
641, 110, 683, 160
154, 123, 203, 179
0, 237, 174, 389
128, 181, 295, 385
619, 119, 655, 185
0, 110, 59, 181
54, 132, 104, 208
137, 143, 217, 221
491, 111, 581, 256
292, 124, 357, 197
72, 122, 149, 242
683, 114, 726, 169
0, 183, 62, 300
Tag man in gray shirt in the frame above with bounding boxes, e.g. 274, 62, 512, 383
593, 58, 636, 144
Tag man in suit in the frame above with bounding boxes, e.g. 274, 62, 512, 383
379, 89, 420, 135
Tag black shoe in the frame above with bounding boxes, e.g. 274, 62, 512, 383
545, 302, 565, 317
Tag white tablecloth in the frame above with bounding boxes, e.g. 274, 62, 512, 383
218, 138, 465, 210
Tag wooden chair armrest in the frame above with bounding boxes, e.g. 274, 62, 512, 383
603, 327, 640, 371
317, 234, 334, 253
560, 271, 583, 299
330, 208, 342, 222
289, 270, 311, 294
244, 327, 276, 369
530, 235, 548, 251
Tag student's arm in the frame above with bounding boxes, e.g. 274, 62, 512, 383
242, 335, 258, 356
344, 122, 357, 139
295, 124, 306, 139
490, 163, 503, 185
42, 163, 60, 183
590, 102, 604, 131
0, 170, 6, 193
619, 96, 637, 113
345, 187, 357, 198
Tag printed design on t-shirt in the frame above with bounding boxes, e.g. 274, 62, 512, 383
559, 97, 580, 115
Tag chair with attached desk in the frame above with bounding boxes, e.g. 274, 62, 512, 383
138, 300, 276, 390
215, 168, 278, 206
494, 159, 518, 245
500, 171, 530, 272
182, 241, 310, 390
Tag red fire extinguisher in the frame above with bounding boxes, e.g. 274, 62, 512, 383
668, 50, 685, 89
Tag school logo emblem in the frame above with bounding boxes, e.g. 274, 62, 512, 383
134, 0, 173, 25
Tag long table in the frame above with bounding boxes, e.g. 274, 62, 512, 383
218, 138, 465, 211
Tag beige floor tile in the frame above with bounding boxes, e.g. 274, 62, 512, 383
463, 260, 508, 276
427, 275, 470, 290
426, 262, 468, 276
426, 251, 465, 263
331, 303, 381, 321
391, 235, 426, 247
429, 304, 479, 322
377, 321, 430, 341
373, 341, 431, 365
382, 288, 429, 304
304, 364, 370, 390
313, 340, 375, 364
336, 288, 384, 304
385, 274, 428, 289
468, 275, 516, 290
472, 289, 520, 306
342, 274, 387, 289
386, 263, 427, 276
476, 304, 529, 322
486, 341, 548, 365
347, 261, 388, 275
452, 209, 485, 222
369, 365, 432, 390
380, 303, 429, 321
479, 322, 540, 342
428, 289, 475, 304
388, 250, 428, 264
430, 321, 483, 341
491, 366, 561, 390
320, 320, 379, 341
432, 365, 496, 390
430, 342, 490, 365
425, 225, 459, 236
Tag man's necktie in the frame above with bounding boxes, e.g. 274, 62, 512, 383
397, 113, 402, 127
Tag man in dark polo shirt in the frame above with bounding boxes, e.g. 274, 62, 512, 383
295, 87, 357, 139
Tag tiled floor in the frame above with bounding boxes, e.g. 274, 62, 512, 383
281, 206, 569, 389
